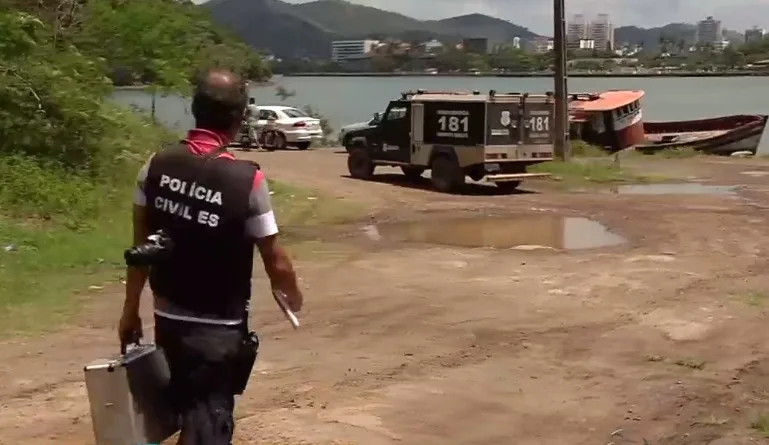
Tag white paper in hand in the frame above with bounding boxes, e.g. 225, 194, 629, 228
272, 290, 300, 329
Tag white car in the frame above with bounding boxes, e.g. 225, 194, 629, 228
255, 105, 323, 150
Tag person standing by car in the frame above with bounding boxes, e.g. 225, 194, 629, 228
245, 97, 261, 150
119, 68, 303, 445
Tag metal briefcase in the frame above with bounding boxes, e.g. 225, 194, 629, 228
84, 343, 179, 445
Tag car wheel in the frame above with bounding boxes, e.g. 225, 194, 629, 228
296, 141, 311, 150
348, 148, 374, 179
495, 181, 521, 194
430, 155, 464, 193
401, 166, 425, 180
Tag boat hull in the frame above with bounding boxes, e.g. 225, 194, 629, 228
636, 115, 768, 156
616, 113, 645, 150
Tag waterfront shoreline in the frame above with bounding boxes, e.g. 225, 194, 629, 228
283, 71, 769, 78
114, 79, 274, 91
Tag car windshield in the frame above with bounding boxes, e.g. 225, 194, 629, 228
282, 108, 308, 118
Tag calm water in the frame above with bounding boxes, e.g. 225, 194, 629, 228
113, 76, 769, 153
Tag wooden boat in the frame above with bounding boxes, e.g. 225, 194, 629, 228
568, 90, 646, 151
568, 90, 768, 156
635, 114, 768, 156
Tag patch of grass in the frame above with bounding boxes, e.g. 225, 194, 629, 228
751, 412, 769, 437
270, 181, 363, 228
0, 212, 132, 335
644, 354, 706, 370
691, 414, 730, 427
651, 146, 700, 159
530, 158, 660, 186
741, 291, 769, 307
569, 140, 609, 157
674, 357, 706, 370
0, 178, 363, 337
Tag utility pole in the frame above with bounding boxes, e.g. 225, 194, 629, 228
552, 0, 569, 160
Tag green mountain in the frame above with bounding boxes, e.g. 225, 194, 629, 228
428, 13, 538, 44
290, 0, 426, 38
202, 0, 540, 59
203, 0, 338, 59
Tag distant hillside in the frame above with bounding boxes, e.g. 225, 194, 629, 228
615, 23, 744, 48
615, 23, 696, 48
429, 13, 539, 45
290, 0, 425, 38
203, 0, 540, 59
202, 0, 339, 59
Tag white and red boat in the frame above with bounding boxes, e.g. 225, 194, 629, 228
568, 90, 768, 155
568, 90, 645, 150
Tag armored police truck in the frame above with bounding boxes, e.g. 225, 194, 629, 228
344, 90, 556, 193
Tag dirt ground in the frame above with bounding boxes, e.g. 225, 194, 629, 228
5, 149, 769, 445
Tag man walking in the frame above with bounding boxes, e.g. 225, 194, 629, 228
119, 68, 303, 444
245, 97, 261, 150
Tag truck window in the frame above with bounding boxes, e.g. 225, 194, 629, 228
386, 107, 407, 121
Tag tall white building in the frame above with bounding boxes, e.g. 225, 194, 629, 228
589, 14, 614, 51
512, 37, 521, 49
567, 13, 614, 51
331, 40, 379, 62
745, 26, 766, 44
566, 14, 589, 49
696, 16, 724, 47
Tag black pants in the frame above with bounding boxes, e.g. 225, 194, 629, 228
155, 315, 244, 445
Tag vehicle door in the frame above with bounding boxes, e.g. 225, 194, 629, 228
378, 101, 411, 163
257, 109, 279, 131
521, 97, 554, 147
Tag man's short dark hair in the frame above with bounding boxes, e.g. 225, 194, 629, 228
191, 69, 248, 132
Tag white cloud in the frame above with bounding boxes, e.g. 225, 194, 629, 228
281, 0, 769, 35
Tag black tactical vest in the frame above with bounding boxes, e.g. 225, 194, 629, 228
143, 143, 260, 321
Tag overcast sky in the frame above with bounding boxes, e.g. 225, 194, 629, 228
196, 0, 769, 35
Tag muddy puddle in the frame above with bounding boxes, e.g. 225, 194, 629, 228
612, 183, 736, 195
359, 215, 625, 250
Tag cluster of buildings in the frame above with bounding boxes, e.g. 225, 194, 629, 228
679, 17, 767, 51
327, 15, 768, 66
329, 37, 518, 63
689, 17, 765, 50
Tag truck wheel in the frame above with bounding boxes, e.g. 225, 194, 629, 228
348, 148, 374, 179
401, 166, 425, 180
430, 155, 464, 193
495, 181, 521, 193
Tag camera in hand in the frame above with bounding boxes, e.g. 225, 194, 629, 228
124, 230, 174, 267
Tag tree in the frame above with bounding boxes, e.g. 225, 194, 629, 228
0, 0, 268, 169
721, 45, 745, 69
658, 34, 669, 54
677, 39, 686, 54
0, 8, 114, 170
74, 0, 269, 118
